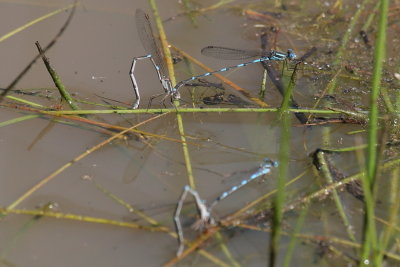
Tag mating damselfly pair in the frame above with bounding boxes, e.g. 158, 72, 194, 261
130, 9, 296, 109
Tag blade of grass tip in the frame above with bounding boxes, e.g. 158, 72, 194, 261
147, 0, 196, 188
0, 115, 39, 128
0, 2, 76, 43
5, 95, 44, 108
0, 106, 95, 134
35, 41, 79, 110
363, 0, 389, 265
279, 65, 297, 116
0, 0, 78, 101
5, 113, 167, 210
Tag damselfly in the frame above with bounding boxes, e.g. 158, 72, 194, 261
173, 158, 278, 256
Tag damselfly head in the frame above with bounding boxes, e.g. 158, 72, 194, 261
263, 158, 279, 167
287, 49, 297, 60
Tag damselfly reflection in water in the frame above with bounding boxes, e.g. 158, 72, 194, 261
202, 92, 252, 107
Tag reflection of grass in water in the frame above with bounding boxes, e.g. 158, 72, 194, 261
0, 0, 399, 266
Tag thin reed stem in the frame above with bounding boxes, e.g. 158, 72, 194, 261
36, 41, 79, 110
147, 0, 196, 188
361, 0, 389, 265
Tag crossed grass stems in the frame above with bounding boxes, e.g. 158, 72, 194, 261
0, 1, 398, 266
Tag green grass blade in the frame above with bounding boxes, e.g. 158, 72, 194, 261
0, 3, 76, 43
0, 115, 39, 127
361, 0, 389, 265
